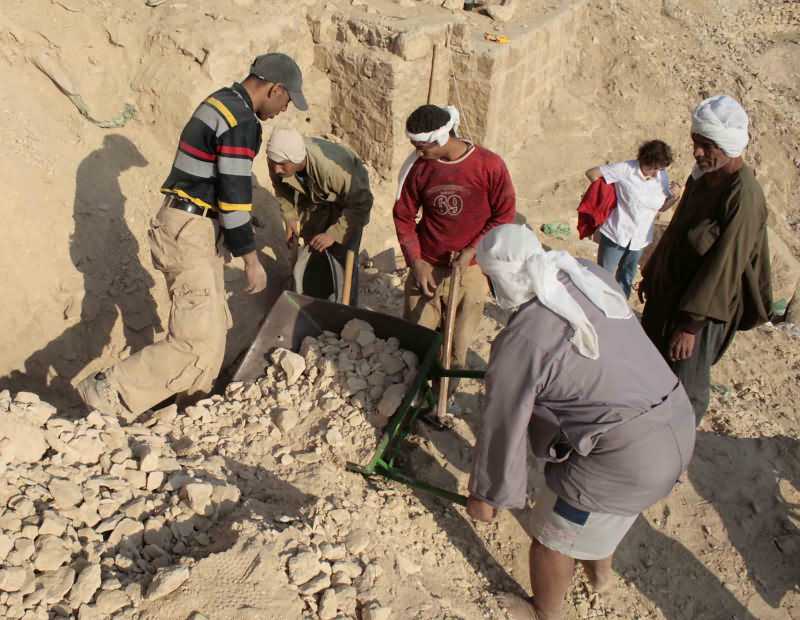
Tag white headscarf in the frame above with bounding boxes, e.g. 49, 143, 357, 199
267, 127, 307, 164
396, 105, 461, 200
406, 105, 460, 146
691, 95, 749, 157
477, 224, 632, 360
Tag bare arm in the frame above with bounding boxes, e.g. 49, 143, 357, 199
585, 166, 603, 182
660, 181, 683, 212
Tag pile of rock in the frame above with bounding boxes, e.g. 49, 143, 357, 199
183, 318, 419, 468
0, 318, 421, 619
0, 390, 240, 620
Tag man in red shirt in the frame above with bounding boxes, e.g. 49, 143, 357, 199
393, 104, 516, 371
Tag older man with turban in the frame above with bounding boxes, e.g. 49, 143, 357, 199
466, 224, 696, 620
638, 95, 772, 423
267, 128, 373, 302
393, 104, 516, 374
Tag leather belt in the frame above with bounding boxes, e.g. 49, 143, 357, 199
163, 195, 218, 219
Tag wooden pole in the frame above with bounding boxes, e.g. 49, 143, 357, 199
436, 264, 460, 417
426, 44, 439, 104
341, 249, 356, 306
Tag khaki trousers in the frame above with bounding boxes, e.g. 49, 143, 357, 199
403, 263, 489, 368
109, 205, 231, 415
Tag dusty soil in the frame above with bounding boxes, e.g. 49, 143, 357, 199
1, 0, 799, 619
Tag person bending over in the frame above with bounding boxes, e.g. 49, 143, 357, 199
467, 224, 695, 620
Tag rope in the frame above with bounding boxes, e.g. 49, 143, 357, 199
444, 45, 476, 142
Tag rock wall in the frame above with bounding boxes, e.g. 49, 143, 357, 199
313, 1, 587, 179
447, 2, 586, 159
312, 7, 453, 178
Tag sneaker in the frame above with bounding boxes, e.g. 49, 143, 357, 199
76, 371, 130, 418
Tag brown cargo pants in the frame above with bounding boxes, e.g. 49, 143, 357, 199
108, 205, 231, 416
403, 263, 489, 368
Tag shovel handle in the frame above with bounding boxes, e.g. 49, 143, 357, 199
341, 249, 356, 306
436, 263, 461, 417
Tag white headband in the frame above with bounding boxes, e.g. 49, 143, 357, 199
406, 105, 461, 146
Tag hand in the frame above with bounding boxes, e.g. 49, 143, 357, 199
242, 252, 267, 294
285, 220, 300, 245
453, 246, 476, 271
668, 329, 696, 362
309, 233, 335, 253
466, 496, 496, 522
662, 181, 682, 212
412, 259, 437, 297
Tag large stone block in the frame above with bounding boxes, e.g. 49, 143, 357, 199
0, 412, 48, 464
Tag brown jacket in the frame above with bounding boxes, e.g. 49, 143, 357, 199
270, 138, 373, 248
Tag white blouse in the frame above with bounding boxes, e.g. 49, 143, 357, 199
599, 160, 670, 251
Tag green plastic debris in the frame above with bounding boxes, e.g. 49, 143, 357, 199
710, 383, 731, 397
540, 222, 571, 240
771, 298, 788, 317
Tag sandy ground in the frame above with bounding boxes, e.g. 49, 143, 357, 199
1, 0, 799, 618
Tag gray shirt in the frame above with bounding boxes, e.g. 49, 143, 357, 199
469, 261, 695, 516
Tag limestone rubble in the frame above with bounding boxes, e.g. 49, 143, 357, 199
0, 319, 421, 619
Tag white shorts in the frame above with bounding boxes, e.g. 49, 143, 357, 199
528, 485, 639, 561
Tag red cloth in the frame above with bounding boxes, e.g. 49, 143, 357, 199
393, 146, 516, 267
576, 177, 617, 240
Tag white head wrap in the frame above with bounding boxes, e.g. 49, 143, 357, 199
396, 105, 461, 200
477, 224, 632, 360
406, 105, 461, 146
267, 127, 307, 164
691, 95, 749, 157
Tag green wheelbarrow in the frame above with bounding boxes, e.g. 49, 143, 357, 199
231, 291, 485, 506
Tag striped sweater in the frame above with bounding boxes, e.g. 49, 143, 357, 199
161, 82, 261, 256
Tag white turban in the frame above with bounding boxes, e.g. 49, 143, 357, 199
267, 127, 306, 164
691, 95, 749, 157
477, 225, 632, 360
405, 105, 461, 147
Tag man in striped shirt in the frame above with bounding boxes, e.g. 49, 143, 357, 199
77, 53, 307, 420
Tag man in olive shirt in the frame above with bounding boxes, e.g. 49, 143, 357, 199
639, 95, 772, 422
267, 128, 372, 303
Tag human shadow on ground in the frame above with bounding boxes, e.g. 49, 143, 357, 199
615, 516, 758, 620
404, 442, 528, 598
611, 430, 800, 619
1, 135, 158, 412
689, 431, 799, 612
97, 454, 314, 603
389, 378, 532, 597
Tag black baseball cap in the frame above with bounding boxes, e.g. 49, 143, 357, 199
249, 53, 308, 111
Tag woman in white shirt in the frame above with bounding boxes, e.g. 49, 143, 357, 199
585, 140, 681, 298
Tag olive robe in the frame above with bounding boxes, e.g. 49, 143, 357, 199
640, 165, 772, 419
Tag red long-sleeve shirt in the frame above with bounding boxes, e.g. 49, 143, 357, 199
393, 145, 516, 267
